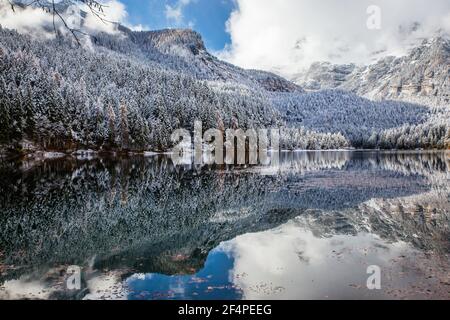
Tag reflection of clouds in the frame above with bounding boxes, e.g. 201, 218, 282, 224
0, 269, 128, 300
1, 152, 448, 300
221, 218, 414, 299
83, 271, 127, 300
129, 273, 149, 281
0, 279, 54, 300
169, 281, 187, 299
0, 266, 72, 300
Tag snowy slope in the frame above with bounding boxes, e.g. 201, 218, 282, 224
94, 26, 303, 93
0, 21, 448, 151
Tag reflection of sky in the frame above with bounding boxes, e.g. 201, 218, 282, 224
126, 248, 242, 300
221, 221, 397, 300
1, 152, 448, 300
1, 212, 446, 300
124, 217, 430, 300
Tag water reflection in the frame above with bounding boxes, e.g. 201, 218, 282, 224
126, 249, 242, 300
0, 151, 448, 300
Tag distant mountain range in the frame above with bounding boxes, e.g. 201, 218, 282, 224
12, 1, 450, 107
293, 36, 450, 108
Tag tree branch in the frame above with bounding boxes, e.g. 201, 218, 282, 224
5, 0, 111, 45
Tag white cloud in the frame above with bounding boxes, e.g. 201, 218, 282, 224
83, 0, 128, 33
220, 0, 450, 78
0, 3, 54, 38
165, 4, 183, 23
165, 0, 194, 25
0, 0, 145, 37
124, 23, 149, 32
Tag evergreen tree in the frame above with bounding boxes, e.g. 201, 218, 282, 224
119, 103, 130, 151
107, 104, 116, 149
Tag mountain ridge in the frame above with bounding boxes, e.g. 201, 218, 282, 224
0, 17, 448, 152
100, 25, 303, 93
294, 35, 450, 107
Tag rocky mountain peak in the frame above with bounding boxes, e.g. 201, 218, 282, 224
139, 28, 206, 56
294, 34, 450, 107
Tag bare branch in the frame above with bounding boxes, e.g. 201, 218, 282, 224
7, 0, 15, 11
5, 0, 112, 45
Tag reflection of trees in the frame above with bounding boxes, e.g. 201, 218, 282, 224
372, 151, 449, 179
358, 191, 449, 253
297, 190, 449, 254
0, 151, 448, 284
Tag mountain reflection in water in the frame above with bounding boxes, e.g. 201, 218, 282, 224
0, 151, 449, 300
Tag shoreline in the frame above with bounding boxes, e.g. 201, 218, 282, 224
1, 148, 447, 162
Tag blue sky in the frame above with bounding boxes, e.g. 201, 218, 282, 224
120, 0, 236, 51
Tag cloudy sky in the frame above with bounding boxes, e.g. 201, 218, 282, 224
2, 0, 450, 76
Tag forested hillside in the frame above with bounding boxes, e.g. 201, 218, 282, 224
0, 26, 448, 153
0, 27, 282, 152
274, 90, 449, 149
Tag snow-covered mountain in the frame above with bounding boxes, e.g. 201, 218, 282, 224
294, 36, 450, 108
8, 0, 301, 93
98, 26, 302, 93
0, 7, 449, 152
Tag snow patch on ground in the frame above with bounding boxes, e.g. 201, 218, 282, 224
209, 208, 254, 223
73, 149, 98, 160
143, 151, 159, 157
43, 152, 66, 159
26, 151, 66, 160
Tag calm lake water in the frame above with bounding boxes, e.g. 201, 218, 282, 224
0, 151, 449, 300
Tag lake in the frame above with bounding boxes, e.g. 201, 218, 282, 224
0, 151, 449, 300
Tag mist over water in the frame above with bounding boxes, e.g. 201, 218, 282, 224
0, 151, 449, 300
